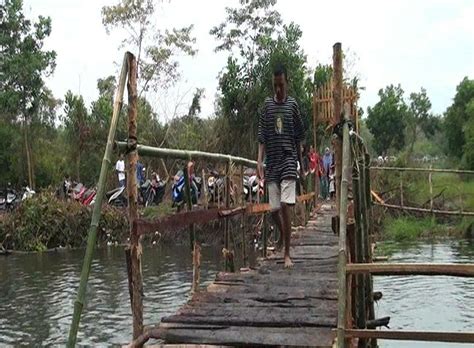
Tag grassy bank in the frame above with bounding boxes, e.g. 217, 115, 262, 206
379, 215, 474, 242
0, 192, 128, 252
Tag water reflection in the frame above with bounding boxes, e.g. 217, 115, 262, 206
374, 239, 474, 348
0, 245, 223, 346
0, 240, 472, 346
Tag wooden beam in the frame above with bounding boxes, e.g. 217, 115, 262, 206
345, 329, 474, 343
373, 202, 474, 217
346, 263, 474, 277
246, 203, 271, 215
297, 192, 315, 203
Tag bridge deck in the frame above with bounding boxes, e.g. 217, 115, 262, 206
158, 205, 338, 347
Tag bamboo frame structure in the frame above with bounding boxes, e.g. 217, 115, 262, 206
67, 52, 131, 347
333, 43, 343, 216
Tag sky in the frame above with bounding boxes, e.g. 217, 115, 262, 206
24, 0, 474, 121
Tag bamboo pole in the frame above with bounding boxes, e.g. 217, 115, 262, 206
67, 53, 130, 348
345, 329, 474, 343
124, 54, 143, 340
400, 172, 404, 207
346, 263, 474, 277
240, 165, 247, 267
116, 142, 258, 168
202, 169, 208, 210
429, 165, 433, 210
352, 151, 366, 338
336, 112, 351, 348
333, 42, 343, 215
371, 167, 474, 175
183, 164, 195, 249
373, 202, 474, 216
224, 161, 231, 271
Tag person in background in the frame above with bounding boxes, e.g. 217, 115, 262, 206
308, 145, 317, 174
321, 147, 333, 199
136, 159, 145, 185
115, 154, 126, 187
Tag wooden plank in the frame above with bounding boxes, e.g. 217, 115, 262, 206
345, 329, 474, 343
159, 324, 335, 347
246, 203, 271, 214
346, 263, 474, 277
297, 192, 315, 203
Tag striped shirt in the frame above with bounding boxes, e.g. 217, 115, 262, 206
258, 96, 305, 183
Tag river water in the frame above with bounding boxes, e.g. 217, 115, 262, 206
0, 240, 473, 346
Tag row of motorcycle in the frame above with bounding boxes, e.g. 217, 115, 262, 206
32, 167, 265, 210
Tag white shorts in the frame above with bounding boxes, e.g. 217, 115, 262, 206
268, 180, 296, 211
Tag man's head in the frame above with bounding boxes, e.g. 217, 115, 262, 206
325, 147, 330, 155
119, 153, 124, 160
273, 64, 288, 102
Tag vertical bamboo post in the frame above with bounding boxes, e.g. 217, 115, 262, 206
67, 53, 130, 348
337, 113, 351, 348
224, 161, 231, 271
183, 164, 195, 249
191, 241, 201, 294
125, 54, 143, 340
240, 165, 247, 267
353, 154, 366, 336
262, 183, 268, 258
333, 42, 343, 215
429, 165, 433, 211
400, 172, 404, 207
202, 168, 208, 210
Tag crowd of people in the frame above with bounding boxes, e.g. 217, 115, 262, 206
301, 145, 335, 201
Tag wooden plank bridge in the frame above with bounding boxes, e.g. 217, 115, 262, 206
156, 204, 339, 347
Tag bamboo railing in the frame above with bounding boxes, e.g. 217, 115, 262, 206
336, 115, 474, 348
370, 166, 474, 217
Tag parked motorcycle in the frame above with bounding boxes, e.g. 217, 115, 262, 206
6, 184, 19, 211
243, 168, 264, 203
142, 173, 166, 207
207, 170, 225, 204
106, 186, 127, 207
172, 174, 201, 210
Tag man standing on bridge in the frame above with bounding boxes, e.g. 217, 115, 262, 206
257, 64, 306, 268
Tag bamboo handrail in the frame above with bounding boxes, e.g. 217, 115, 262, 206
346, 263, 474, 277
371, 166, 474, 175
116, 142, 258, 168
373, 202, 474, 216
345, 329, 474, 343
67, 52, 130, 347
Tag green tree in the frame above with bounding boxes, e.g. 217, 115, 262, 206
62, 91, 90, 181
211, 0, 312, 157
366, 85, 408, 155
406, 88, 437, 154
0, 0, 56, 188
102, 0, 197, 93
444, 77, 474, 162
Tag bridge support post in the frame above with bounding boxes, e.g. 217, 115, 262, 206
125, 53, 144, 340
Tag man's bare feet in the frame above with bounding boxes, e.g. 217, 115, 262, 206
284, 255, 294, 268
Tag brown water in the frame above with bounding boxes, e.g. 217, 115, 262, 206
0, 240, 472, 346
